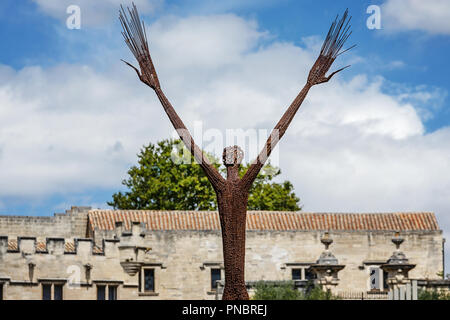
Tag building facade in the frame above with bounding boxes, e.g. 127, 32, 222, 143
0, 207, 444, 300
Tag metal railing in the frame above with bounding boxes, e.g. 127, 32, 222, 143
336, 291, 389, 300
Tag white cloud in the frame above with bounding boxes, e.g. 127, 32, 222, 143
382, 0, 450, 34
148, 14, 265, 70
32, 0, 162, 27
1, 12, 450, 269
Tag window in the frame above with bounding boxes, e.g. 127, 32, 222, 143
144, 269, 155, 292
0, 283, 3, 300
97, 285, 118, 300
139, 267, 159, 294
305, 269, 316, 280
211, 269, 221, 290
108, 286, 117, 300
292, 269, 302, 280
97, 285, 106, 300
42, 283, 64, 300
383, 270, 388, 290
369, 267, 381, 290
290, 267, 316, 281
42, 284, 51, 300
54, 284, 63, 300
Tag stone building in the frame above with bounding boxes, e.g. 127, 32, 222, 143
0, 207, 444, 300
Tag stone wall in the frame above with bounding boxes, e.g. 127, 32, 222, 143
0, 235, 138, 300
0, 207, 90, 240
0, 220, 443, 300
141, 229, 444, 297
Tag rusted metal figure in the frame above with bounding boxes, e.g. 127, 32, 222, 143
119, 4, 353, 300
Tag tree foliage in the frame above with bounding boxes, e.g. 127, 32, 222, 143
251, 281, 337, 300
108, 139, 301, 211
252, 281, 303, 300
419, 289, 450, 300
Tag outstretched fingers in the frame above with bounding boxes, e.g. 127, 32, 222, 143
121, 59, 153, 87
321, 65, 351, 83
121, 59, 141, 78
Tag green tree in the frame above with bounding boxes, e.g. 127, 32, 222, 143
419, 289, 450, 300
304, 285, 336, 300
252, 281, 303, 300
108, 139, 301, 211
251, 281, 338, 300
241, 164, 300, 211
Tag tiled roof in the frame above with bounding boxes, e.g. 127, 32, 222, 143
88, 210, 439, 232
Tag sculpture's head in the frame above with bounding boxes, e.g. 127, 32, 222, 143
222, 145, 244, 167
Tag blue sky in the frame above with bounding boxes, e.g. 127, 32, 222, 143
0, 0, 450, 252
1, 1, 449, 131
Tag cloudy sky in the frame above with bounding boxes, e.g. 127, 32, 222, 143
1, 1, 450, 270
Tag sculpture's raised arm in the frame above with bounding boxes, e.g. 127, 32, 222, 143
119, 4, 225, 189
242, 9, 354, 191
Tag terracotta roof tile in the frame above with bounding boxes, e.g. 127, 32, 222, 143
7, 239, 17, 251
7, 240, 78, 253
36, 241, 47, 252
64, 242, 75, 253
87, 210, 440, 232
93, 245, 103, 254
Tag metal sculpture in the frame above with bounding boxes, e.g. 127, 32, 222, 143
119, 3, 354, 300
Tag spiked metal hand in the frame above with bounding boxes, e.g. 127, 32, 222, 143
307, 9, 354, 86
119, 3, 160, 89
119, 3, 225, 190
242, 9, 354, 188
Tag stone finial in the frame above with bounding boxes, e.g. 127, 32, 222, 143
317, 232, 338, 265
392, 232, 404, 250
381, 233, 416, 289
308, 233, 345, 292
387, 232, 408, 265
321, 232, 333, 250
